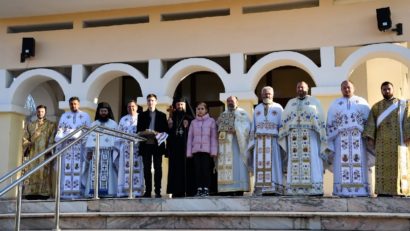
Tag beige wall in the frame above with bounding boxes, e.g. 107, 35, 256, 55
0, 113, 25, 198
1, 0, 410, 70
366, 58, 409, 105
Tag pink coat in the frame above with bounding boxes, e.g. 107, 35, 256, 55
186, 114, 218, 157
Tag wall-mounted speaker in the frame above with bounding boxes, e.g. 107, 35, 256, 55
376, 7, 392, 32
20, 37, 35, 63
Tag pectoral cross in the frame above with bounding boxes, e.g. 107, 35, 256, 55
176, 128, 184, 135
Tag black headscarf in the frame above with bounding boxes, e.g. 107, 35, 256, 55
95, 102, 115, 121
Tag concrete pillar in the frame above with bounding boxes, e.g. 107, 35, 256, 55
0, 111, 26, 198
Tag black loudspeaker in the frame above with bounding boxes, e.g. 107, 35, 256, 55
20, 37, 35, 63
376, 7, 392, 31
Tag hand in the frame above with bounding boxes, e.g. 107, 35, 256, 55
87, 152, 93, 161
183, 120, 189, 128
366, 138, 375, 150
167, 118, 173, 128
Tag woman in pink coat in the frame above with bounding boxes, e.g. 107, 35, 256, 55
186, 102, 218, 197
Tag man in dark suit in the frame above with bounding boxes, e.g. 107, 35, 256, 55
137, 94, 168, 198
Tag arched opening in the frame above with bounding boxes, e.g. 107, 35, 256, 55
254, 66, 316, 108
98, 76, 143, 120
27, 80, 65, 121
25, 80, 65, 122
348, 57, 409, 106
172, 71, 225, 119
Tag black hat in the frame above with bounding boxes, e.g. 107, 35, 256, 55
174, 97, 187, 103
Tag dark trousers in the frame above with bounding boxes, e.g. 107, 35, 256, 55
193, 152, 211, 189
142, 144, 162, 195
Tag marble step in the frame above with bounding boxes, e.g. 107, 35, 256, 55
1, 210, 410, 230
1, 197, 410, 230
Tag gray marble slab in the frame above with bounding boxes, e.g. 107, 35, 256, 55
321, 217, 410, 230
347, 197, 410, 213
250, 216, 321, 230
107, 216, 174, 229
0, 201, 14, 213
60, 217, 107, 229
20, 201, 87, 213
112, 199, 162, 212
250, 197, 348, 212
0, 218, 14, 231
174, 216, 250, 229
20, 217, 54, 230
162, 198, 250, 211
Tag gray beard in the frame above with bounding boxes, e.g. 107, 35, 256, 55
263, 98, 273, 104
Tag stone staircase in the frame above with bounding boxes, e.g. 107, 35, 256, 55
1, 197, 410, 230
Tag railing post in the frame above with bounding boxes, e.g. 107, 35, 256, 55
54, 153, 62, 231
93, 133, 100, 200
15, 182, 22, 231
128, 141, 134, 199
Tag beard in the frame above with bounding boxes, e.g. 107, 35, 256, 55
227, 104, 236, 110
263, 98, 273, 104
383, 94, 393, 100
175, 110, 185, 117
298, 93, 307, 99
98, 116, 109, 122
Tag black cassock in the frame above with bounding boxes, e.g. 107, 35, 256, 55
166, 111, 196, 197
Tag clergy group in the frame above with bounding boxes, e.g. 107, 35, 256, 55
21, 80, 410, 200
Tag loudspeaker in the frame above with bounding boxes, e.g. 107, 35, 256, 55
20, 37, 35, 63
376, 7, 392, 31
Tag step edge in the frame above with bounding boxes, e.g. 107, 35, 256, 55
1, 211, 410, 218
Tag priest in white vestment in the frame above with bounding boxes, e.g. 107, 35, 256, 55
248, 86, 284, 195
55, 97, 91, 199
84, 102, 118, 198
115, 100, 144, 197
217, 96, 251, 195
279, 81, 328, 196
327, 81, 371, 197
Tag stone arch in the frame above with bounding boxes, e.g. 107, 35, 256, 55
247, 51, 320, 90
84, 63, 146, 102
340, 43, 410, 80
162, 58, 228, 97
8, 68, 70, 109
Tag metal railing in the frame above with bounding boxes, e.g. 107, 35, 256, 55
0, 125, 145, 231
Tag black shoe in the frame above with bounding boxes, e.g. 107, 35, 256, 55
25, 195, 50, 200
155, 194, 161, 198
195, 188, 203, 197
142, 192, 151, 198
202, 188, 209, 197
172, 193, 185, 198
377, 194, 393, 197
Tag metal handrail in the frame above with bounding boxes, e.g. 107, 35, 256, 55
0, 124, 146, 231
0, 126, 96, 196
0, 125, 145, 195
0, 126, 87, 186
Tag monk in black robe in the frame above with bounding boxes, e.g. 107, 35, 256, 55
166, 97, 196, 197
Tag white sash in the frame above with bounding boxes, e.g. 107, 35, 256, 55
398, 100, 406, 145
398, 100, 409, 194
376, 101, 399, 127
